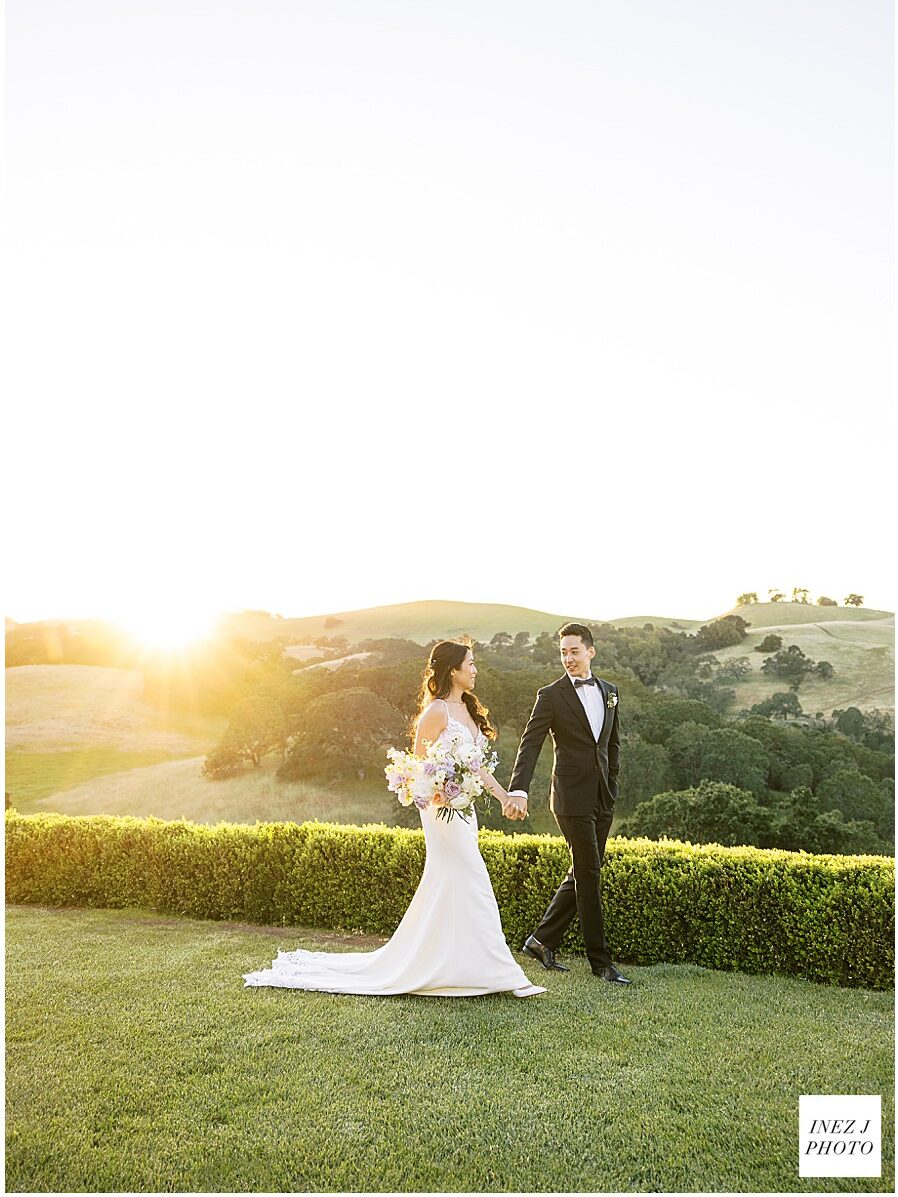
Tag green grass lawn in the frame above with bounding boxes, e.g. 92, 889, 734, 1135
6, 906, 893, 1193
5, 747, 195, 804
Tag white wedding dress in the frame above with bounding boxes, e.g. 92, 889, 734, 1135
243, 711, 545, 998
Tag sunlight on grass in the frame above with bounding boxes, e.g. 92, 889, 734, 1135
5, 748, 195, 805
5, 906, 894, 1194
11, 752, 567, 834
6, 665, 225, 753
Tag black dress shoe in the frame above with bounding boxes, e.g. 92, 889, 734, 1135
521, 935, 569, 972
595, 964, 632, 984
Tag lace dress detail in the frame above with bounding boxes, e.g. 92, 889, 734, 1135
243, 706, 545, 997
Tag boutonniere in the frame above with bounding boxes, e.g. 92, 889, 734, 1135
606, 691, 618, 709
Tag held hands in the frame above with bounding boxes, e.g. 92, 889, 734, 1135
500, 790, 528, 821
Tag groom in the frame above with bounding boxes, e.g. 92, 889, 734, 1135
506, 622, 631, 984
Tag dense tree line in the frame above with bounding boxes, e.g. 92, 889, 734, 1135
196, 629, 893, 853
616, 702, 893, 855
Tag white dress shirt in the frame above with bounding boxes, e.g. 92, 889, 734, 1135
574, 674, 605, 742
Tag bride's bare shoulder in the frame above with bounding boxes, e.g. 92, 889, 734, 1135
416, 699, 449, 737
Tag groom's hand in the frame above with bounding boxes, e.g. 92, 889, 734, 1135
503, 790, 528, 820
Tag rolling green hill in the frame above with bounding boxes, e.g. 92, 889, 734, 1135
9, 598, 891, 649
5, 665, 226, 812
721, 602, 891, 628
222, 599, 576, 644
224, 598, 892, 644
6, 665, 223, 752
223, 600, 705, 643
649, 604, 894, 716
236, 600, 799, 643
222, 600, 893, 716
225, 599, 710, 645
714, 609, 894, 716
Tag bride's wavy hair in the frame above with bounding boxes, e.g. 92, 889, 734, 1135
414, 639, 497, 741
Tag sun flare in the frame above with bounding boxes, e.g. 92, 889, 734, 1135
118, 606, 218, 652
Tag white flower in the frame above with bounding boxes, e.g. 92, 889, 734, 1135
385, 729, 499, 819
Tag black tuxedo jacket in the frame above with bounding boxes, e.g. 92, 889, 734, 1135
508, 674, 620, 816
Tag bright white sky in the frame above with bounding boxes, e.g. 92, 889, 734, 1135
4, 0, 894, 634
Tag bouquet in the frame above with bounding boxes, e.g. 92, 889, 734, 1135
385, 729, 499, 822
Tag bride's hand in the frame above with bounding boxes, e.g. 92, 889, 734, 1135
501, 791, 527, 821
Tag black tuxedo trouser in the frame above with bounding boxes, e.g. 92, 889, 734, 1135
534, 801, 614, 971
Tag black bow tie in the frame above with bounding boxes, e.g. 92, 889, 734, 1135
573, 677, 597, 688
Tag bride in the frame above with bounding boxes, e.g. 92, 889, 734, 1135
243, 640, 546, 998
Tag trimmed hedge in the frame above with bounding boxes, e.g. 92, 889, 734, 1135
5, 810, 894, 989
